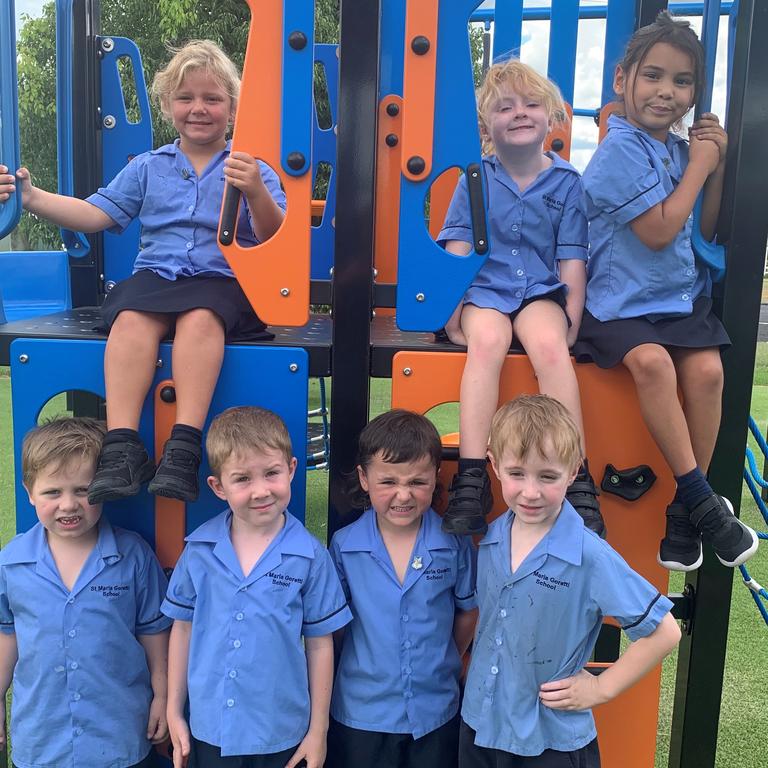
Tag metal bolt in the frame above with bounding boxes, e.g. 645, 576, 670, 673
287, 151, 306, 170
386, 102, 400, 117
156, 359, 163, 368
403, 367, 413, 376
385, 133, 399, 147
160, 386, 176, 403
101, 37, 114, 52
288, 31, 307, 50
373, 268, 378, 278
280, 287, 290, 297
610, 475, 620, 485
411, 35, 430, 55
329, 267, 334, 276
407, 156, 426, 175
289, 363, 299, 372
415, 292, 425, 302
471, 171, 478, 178
478, 239, 485, 247
18, 354, 29, 364
635, 475, 645, 484
103, 115, 116, 129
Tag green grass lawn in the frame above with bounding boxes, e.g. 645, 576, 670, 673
1, 360, 766, 767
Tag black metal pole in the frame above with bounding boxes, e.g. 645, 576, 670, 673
327, 0, 380, 539
669, 2, 768, 767
636, 0, 668, 27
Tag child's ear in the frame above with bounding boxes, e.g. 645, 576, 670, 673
487, 452, 501, 480
356, 465, 370, 494
613, 64, 626, 97
22, 483, 34, 506
287, 457, 298, 482
207, 475, 228, 501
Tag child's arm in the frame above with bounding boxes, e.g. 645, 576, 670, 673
285, 633, 334, 768
139, 630, 170, 744
167, 620, 192, 768
0, 632, 18, 750
223, 152, 285, 242
443, 239, 472, 346
559, 259, 586, 348
690, 114, 728, 241
453, 607, 478, 656
538, 613, 680, 710
0, 165, 115, 232
629, 136, 721, 251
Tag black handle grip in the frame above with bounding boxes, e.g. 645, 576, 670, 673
218, 183, 242, 246
465, 163, 488, 255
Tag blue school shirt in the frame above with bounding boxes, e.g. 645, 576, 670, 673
161, 509, 352, 757
0, 518, 171, 768
582, 115, 712, 322
86, 139, 286, 280
438, 153, 588, 313
462, 501, 672, 756
330, 508, 476, 738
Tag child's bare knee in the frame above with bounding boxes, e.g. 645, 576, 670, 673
626, 347, 675, 384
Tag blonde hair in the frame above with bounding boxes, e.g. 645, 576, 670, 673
206, 407, 293, 477
151, 39, 240, 119
489, 395, 582, 472
476, 59, 567, 155
22, 417, 106, 489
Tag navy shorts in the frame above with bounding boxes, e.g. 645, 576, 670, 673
458, 720, 601, 768
187, 737, 303, 768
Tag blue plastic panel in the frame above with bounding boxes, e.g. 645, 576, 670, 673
492, 0, 523, 62
99, 36, 153, 286
602, 0, 636, 107
281, 0, 314, 176
10, 340, 309, 545
380, 0, 406, 97
395, 0, 488, 331
547, 0, 579, 104
0, 251, 71, 320
0, 0, 21, 240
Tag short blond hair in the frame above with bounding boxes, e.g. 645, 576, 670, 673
151, 39, 240, 119
489, 395, 582, 471
477, 59, 567, 155
207, 407, 293, 477
22, 417, 106, 489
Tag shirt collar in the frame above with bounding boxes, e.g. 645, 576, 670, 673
150, 138, 233, 157
485, 151, 577, 177
606, 114, 687, 151
339, 508, 459, 553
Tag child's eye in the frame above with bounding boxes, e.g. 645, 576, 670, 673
506, 470, 523, 478
676, 77, 693, 86
75, 487, 89, 495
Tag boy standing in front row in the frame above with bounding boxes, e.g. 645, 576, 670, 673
164, 406, 352, 768
460, 395, 681, 767
0, 418, 171, 768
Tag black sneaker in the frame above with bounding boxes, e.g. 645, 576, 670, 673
688, 494, 759, 568
658, 502, 702, 571
566, 473, 606, 538
147, 438, 202, 502
87, 439, 156, 504
442, 468, 492, 536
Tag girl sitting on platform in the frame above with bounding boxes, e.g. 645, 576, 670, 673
0, 40, 285, 504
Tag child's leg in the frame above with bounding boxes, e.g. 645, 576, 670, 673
443, 306, 511, 535
148, 309, 225, 502
88, 311, 171, 504
514, 300, 604, 537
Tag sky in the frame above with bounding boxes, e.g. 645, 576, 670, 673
13, 0, 730, 171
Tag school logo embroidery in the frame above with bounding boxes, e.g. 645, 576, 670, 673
266, 571, 304, 588
411, 556, 423, 570
424, 566, 451, 581
90, 584, 130, 599
542, 194, 564, 212
533, 570, 570, 592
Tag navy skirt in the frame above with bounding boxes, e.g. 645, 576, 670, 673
574, 296, 730, 369
99, 269, 274, 341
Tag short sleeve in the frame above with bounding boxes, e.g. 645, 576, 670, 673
437, 175, 472, 246
590, 546, 673, 642
454, 537, 477, 611
135, 543, 173, 635
329, 535, 351, 602
85, 157, 144, 233
0, 567, 14, 635
555, 177, 588, 261
161, 546, 197, 622
583, 132, 666, 225
301, 545, 353, 637
258, 160, 287, 211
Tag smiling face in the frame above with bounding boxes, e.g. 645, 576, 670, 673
615, 42, 696, 141
483, 85, 551, 156
358, 452, 437, 534
208, 448, 297, 532
167, 68, 234, 153
26, 459, 102, 544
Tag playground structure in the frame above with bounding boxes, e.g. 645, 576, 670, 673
0, 1, 767, 767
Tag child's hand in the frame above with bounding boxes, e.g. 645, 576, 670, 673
147, 695, 169, 744
283, 726, 325, 768
224, 151, 265, 200
167, 711, 191, 768
688, 129, 722, 176
539, 669, 608, 711
689, 113, 727, 166
0, 165, 17, 203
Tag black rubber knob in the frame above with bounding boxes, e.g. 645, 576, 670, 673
386, 103, 400, 117
407, 156, 426, 175
411, 36, 430, 55
287, 152, 306, 170
551, 138, 564, 152
385, 133, 399, 147
160, 386, 176, 403
288, 31, 307, 50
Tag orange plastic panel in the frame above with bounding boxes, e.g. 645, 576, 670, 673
219, 0, 311, 326
544, 103, 574, 161
153, 379, 185, 569
401, 0, 439, 180
392, 351, 672, 768
311, 199, 326, 218
427, 167, 460, 241
598, 102, 625, 143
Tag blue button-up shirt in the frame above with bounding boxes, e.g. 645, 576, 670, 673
438, 153, 588, 313
0, 518, 171, 768
462, 501, 672, 756
162, 510, 352, 756
86, 140, 286, 280
330, 508, 476, 738
583, 115, 711, 321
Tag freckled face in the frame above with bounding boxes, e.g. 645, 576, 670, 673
484, 86, 551, 154
168, 68, 234, 150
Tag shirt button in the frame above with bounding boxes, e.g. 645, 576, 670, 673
491, 666, 499, 675
682, 293, 690, 301
401, 614, 409, 623
73, 693, 81, 701
186, 241, 193, 249
404, 666, 412, 675
404, 691, 413, 699
74, 727, 83, 737
495, 637, 503, 646
512, 249, 519, 256
227, 698, 235, 708
67, 598, 75, 604
55, 665, 65, 673
515, 290, 523, 298
235, 612, 244, 621
187, 205, 194, 213
516, 269, 524, 276
70, 662, 78, 670
499, 609, 507, 618
68, 630, 76, 638
229, 670, 237, 679
233, 640, 242, 649
403, 640, 412, 649
512, 225, 519, 231
686, 269, 694, 276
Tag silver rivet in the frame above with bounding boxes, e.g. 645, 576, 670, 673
105, 280, 116, 292
373, 268, 378, 278
329, 267, 334, 276
403, 367, 413, 376
156, 359, 163, 368
415, 293, 425, 302
610, 475, 620, 485
289, 363, 299, 372
280, 287, 290, 297
636, 475, 644, 484
103, 115, 116, 129
18, 354, 29, 364
221, 229, 230, 238
471, 171, 478, 178
478, 240, 485, 246
101, 37, 114, 52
